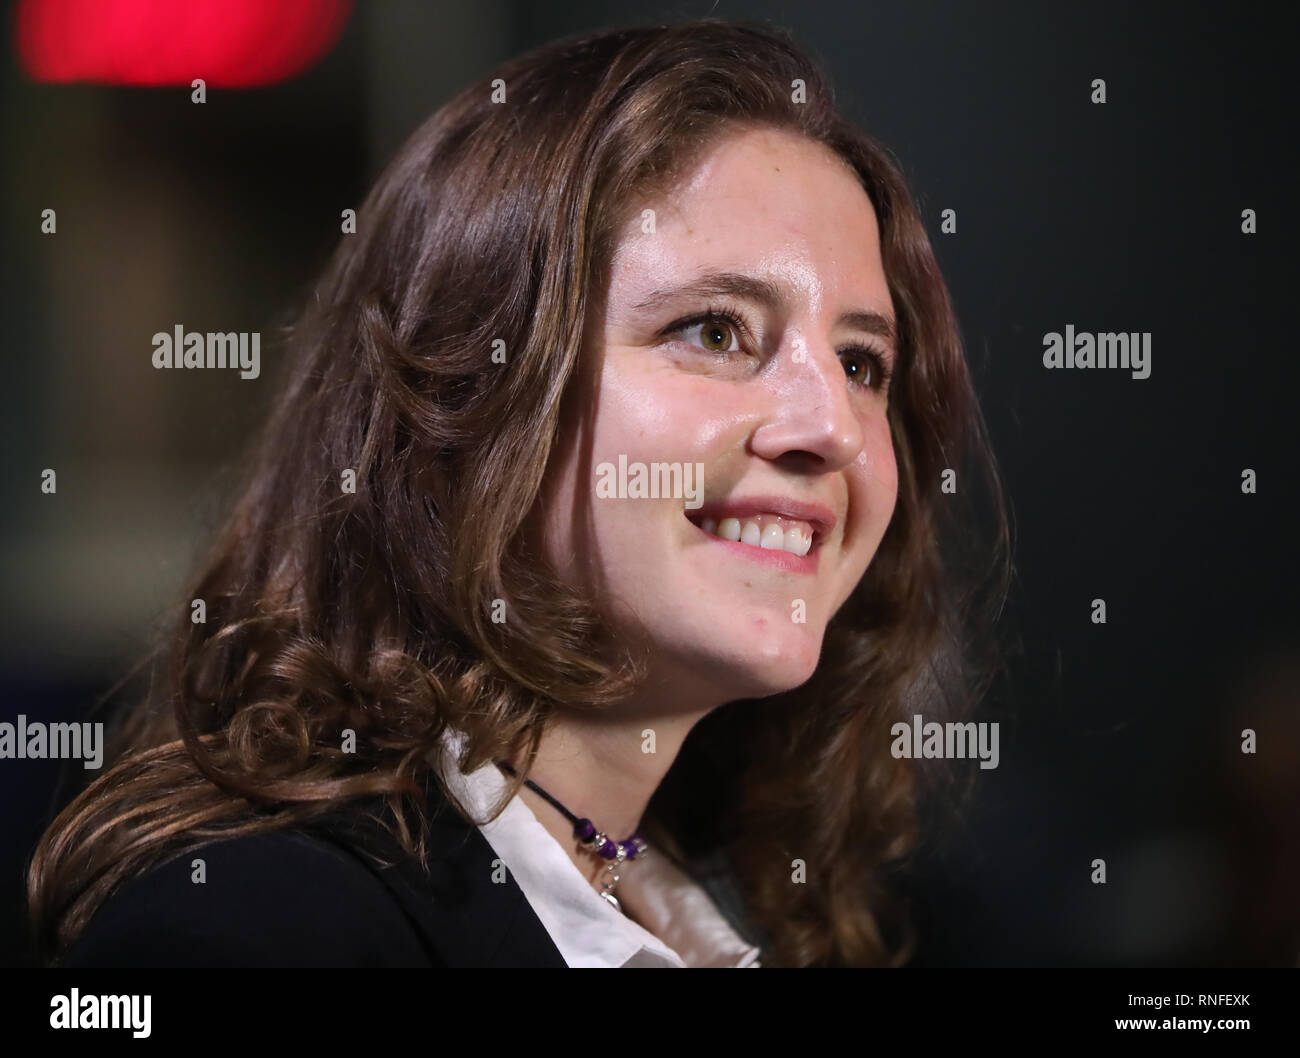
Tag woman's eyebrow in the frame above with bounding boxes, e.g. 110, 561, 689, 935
631, 268, 897, 349
632, 270, 785, 314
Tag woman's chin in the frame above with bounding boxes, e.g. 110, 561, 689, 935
683, 634, 824, 701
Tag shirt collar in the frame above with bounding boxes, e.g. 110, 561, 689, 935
436, 729, 761, 968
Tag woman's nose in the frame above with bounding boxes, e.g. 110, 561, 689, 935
747, 340, 866, 470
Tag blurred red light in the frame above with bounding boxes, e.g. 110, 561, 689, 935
16, 0, 353, 87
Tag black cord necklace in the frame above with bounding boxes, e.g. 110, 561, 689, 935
495, 761, 647, 910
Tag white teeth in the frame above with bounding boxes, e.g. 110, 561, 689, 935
695, 513, 816, 556
785, 527, 812, 557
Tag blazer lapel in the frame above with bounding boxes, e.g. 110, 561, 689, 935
306, 768, 569, 967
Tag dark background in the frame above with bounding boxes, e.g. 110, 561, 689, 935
1, 0, 1295, 967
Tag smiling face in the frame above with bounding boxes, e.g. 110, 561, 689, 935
535, 124, 900, 709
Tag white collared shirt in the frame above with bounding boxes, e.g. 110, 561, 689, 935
436, 731, 762, 968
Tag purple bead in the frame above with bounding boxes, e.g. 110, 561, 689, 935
599, 838, 618, 859
621, 841, 636, 859
573, 818, 596, 841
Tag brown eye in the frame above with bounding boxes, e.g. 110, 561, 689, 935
841, 346, 893, 392
842, 351, 872, 385
662, 309, 747, 355
697, 319, 737, 352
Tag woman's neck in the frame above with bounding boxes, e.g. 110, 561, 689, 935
504, 705, 705, 900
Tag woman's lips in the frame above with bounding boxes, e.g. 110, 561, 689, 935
685, 510, 822, 572
696, 512, 814, 555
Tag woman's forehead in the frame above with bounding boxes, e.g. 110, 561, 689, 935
604, 137, 889, 321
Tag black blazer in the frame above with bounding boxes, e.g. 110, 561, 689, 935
58, 768, 569, 967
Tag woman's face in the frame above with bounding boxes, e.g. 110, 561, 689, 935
538, 125, 899, 708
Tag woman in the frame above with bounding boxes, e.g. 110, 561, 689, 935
28, 17, 1010, 968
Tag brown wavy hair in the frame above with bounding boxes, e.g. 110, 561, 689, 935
28, 17, 1011, 967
